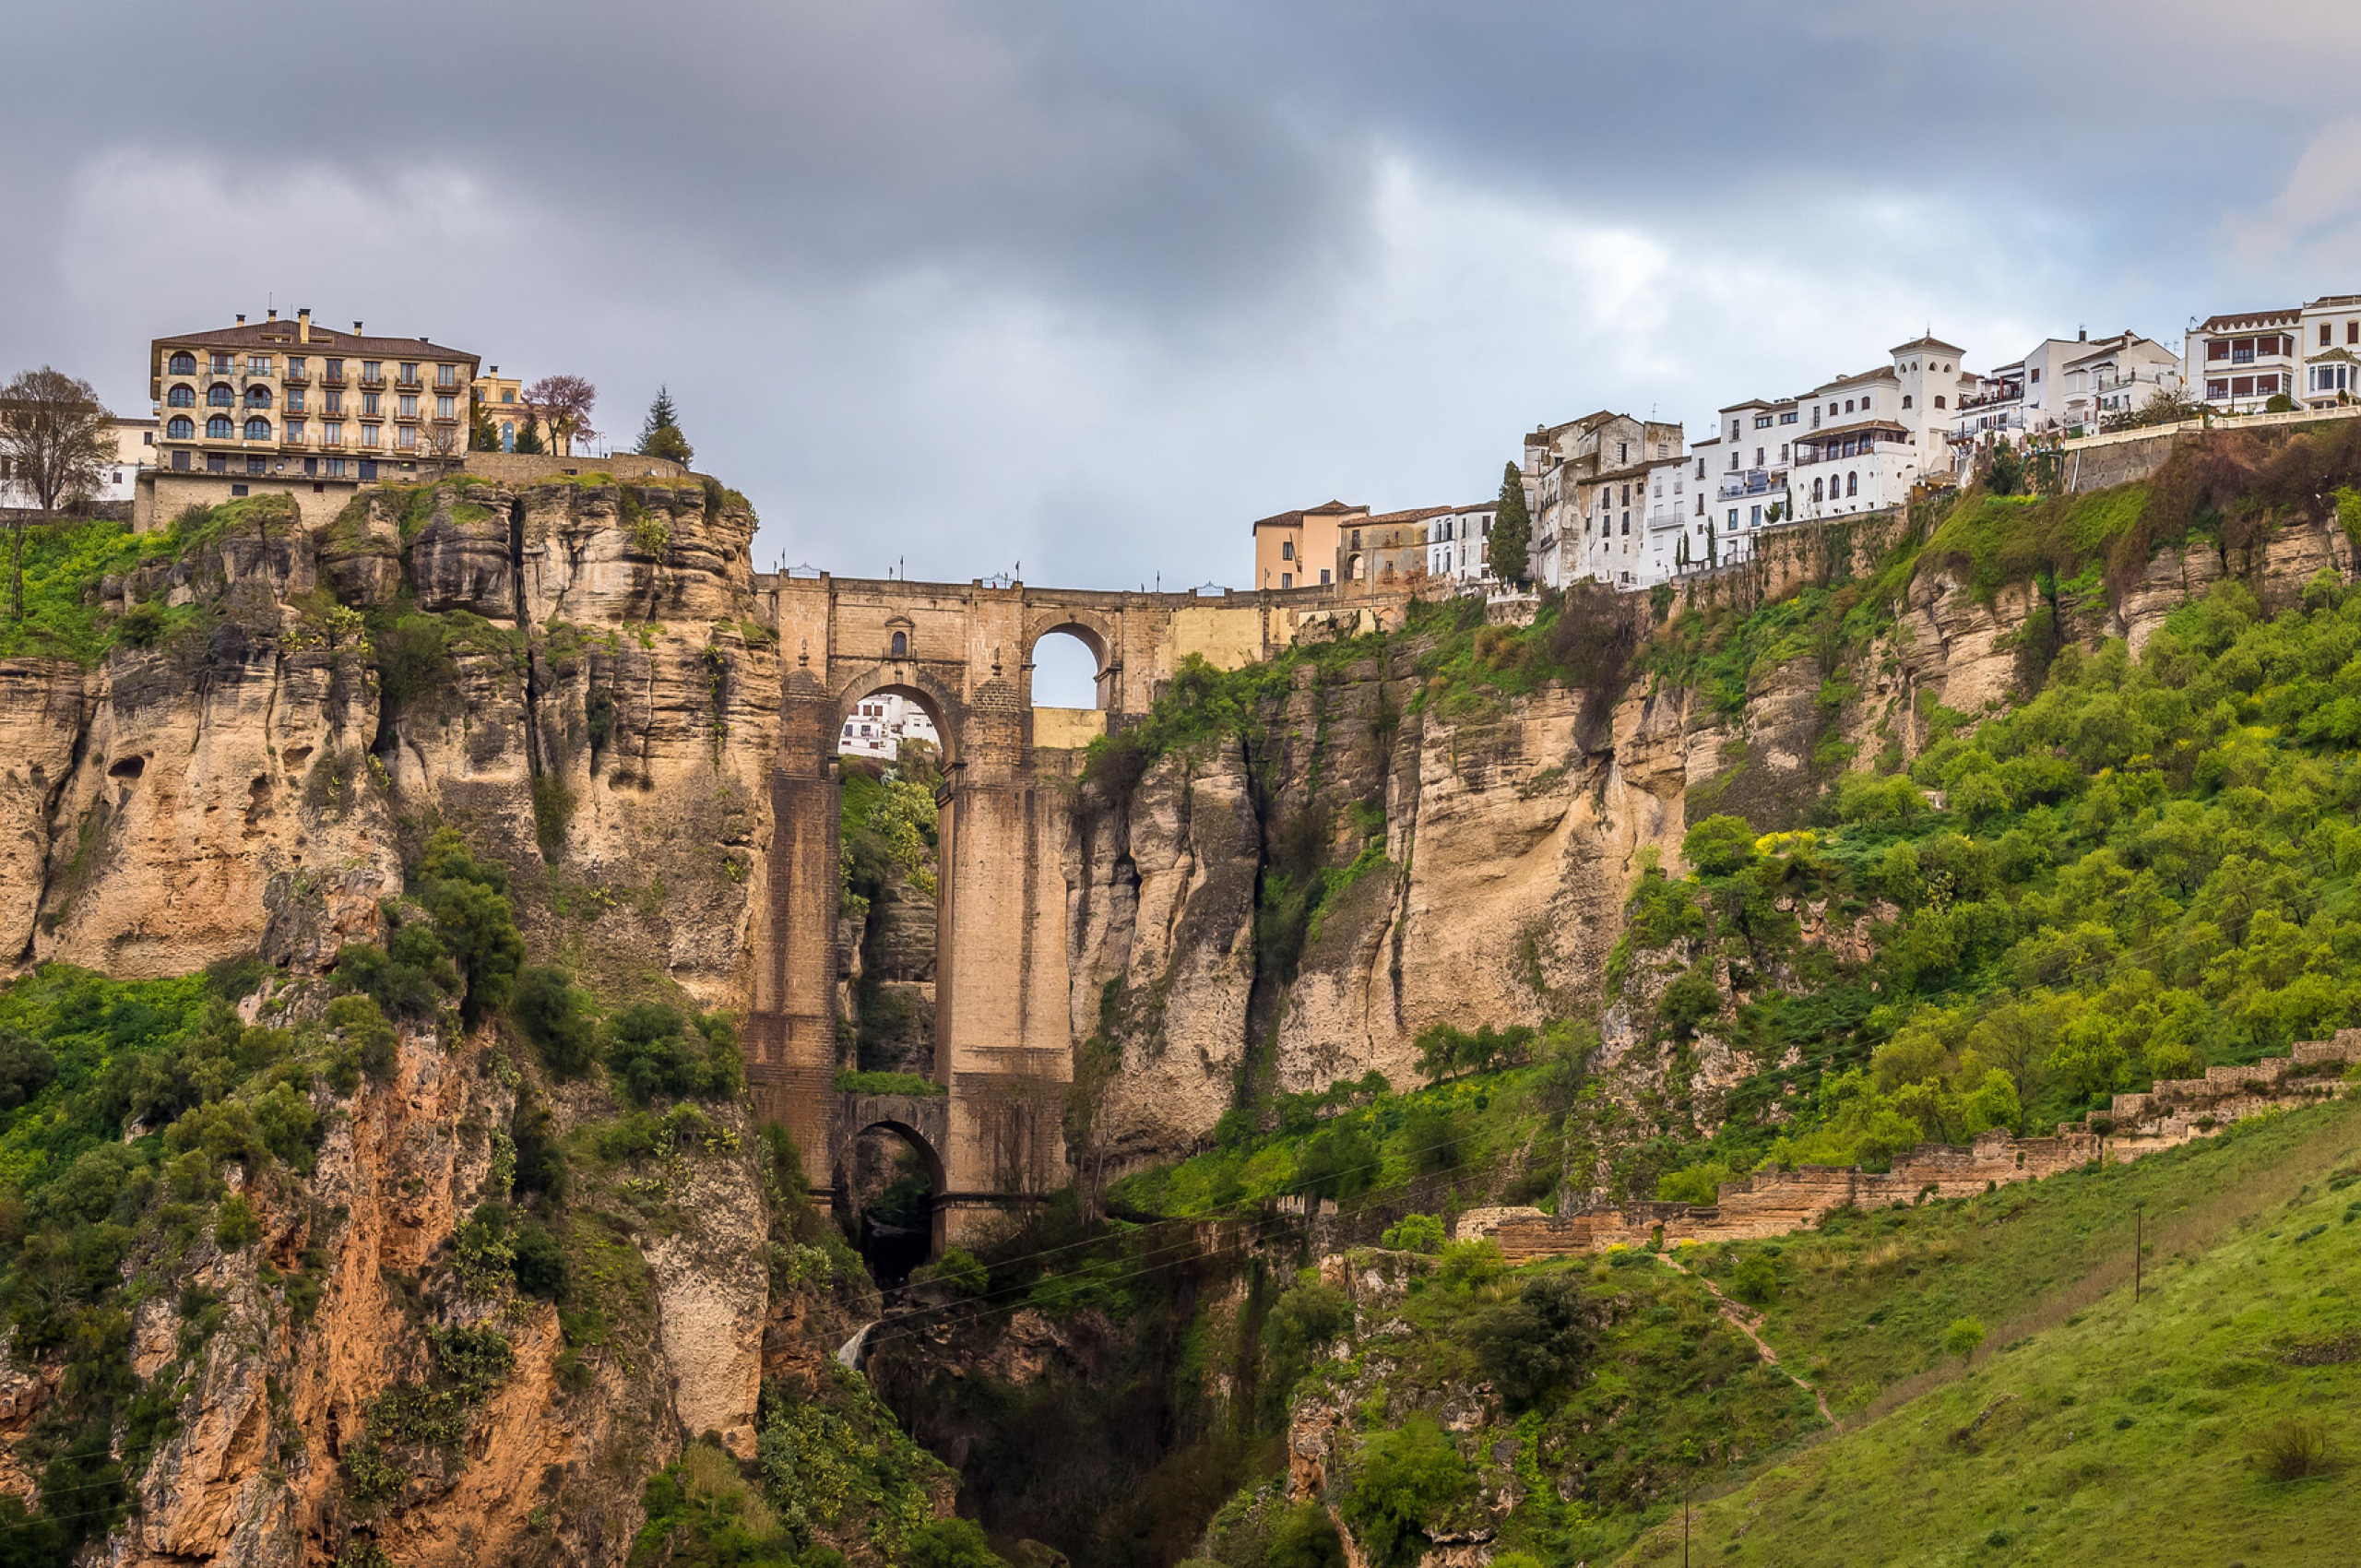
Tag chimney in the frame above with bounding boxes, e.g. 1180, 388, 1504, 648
297, 307, 311, 344
2079, 327, 2087, 341
267, 307, 278, 321
235, 314, 246, 325
353, 321, 363, 334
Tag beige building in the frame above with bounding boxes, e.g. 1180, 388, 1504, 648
471, 365, 528, 450
1252, 499, 1366, 589
1340, 506, 1449, 586
141, 308, 481, 529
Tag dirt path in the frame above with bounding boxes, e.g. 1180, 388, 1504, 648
1658, 1252, 1834, 1424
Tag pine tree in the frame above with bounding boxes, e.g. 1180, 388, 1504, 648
1489, 461, 1532, 587
513, 417, 545, 455
637, 386, 694, 465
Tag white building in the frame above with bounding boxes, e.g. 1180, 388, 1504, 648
1789, 337, 1971, 522
1684, 396, 1802, 573
839, 693, 940, 760
2185, 307, 2301, 414
2298, 295, 2361, 409
1423, 502, 1497, 588
1522, 411, 1684, 588
2061, 332, 2182, 429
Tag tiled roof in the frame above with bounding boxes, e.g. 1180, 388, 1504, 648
1364, 505, 1455, 525
2195, 308, 2299, 332
1890, 334, 1967, 356
155, 319, 478, 361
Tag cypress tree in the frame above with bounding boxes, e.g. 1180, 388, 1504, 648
513, 418, 545, 455
1489, 460, 1532, 587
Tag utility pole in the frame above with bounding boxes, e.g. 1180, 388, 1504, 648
2134, 1205, 2144, 1304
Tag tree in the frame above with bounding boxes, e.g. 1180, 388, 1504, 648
512, 416, 545, 455
1681, 813, 1758, 876
523, 374, 597, 457
635, 386, 694, 465
469, 391, 499, 452
1985, 440, 2024, 495
0, 367, 114, 620
1489, 460, 1531, 587
1342, 1413, 1474, 1566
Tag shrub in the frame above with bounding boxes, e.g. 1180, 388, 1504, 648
323, 994, 398, 1085
214, 1194, 260, 1250
511, 966, 595, 1078
1380, 1213, 1445, 1253
1682, 814, 1758, 876
1655, 1160, 1732, 1206
912, 1246, 987, 1297
1436, 1238, 1504, 1291
1732, 1253, 1778, 1306
1941, 1316, 1987, 1359
1342, 1414, 1473, 1567
607, 1003, 742, 1102
510, 1220, 571, 1301
902, 1517, 1006, 1568
0, 1027, 59, 1110
1468, 1272, 1594, 1406
1264, 1503, 1345, 1568
2253, 1417, 2332, 1481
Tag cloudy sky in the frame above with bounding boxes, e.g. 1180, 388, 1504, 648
7, 2, 2360, 636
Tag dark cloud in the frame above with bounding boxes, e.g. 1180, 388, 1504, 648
6, 2, 2359, 591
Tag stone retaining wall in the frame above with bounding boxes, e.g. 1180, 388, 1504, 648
1461, 1028, 2361, 1263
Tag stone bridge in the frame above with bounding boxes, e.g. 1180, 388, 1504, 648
742, 571, 1402, 1248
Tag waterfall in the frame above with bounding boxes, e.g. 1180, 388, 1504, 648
836, 1320, 878, 1371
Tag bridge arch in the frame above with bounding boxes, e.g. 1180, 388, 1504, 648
832, 667, 961, 764
1026, 612, 1114, 710
830, 1098, 951, 1278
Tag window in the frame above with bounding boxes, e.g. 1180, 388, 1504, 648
210, 353, 233, 373
499, 421, 513, 450
1935, 396, 1946, 410
1695, 458, 1705, 480
1620, 514, 1630, 535
325, 391, 342, 414
1780, 411, 1797, 424
244, 418, 271, 441
398, 362, 419, 385
245, 457, 265, 475
1726, 508, 1738, 528
169, 351, 196, 374
304, 457, 317, 477
167, 415, 194, 440
2258, 374, 2280, 394
2233, 376, 2255, 397
2208, 378, 2229, 399
1846, 471, 1858, 497
286, 388, 306, 413
172, 450, 189, 470
208, 384, 233, 407
1280, 572, 1293, 588
361, 424, 381, 447
1620, 484, 1631, 505
207, 453, 228, 473
2030, 368, 2041, 383
326, 457, 345, 477
362, 393, 381, 417
325, 359, 344, 381
1750, 505, 1762, 527
2324, 325, 2335, 347
396, 425, 417, 449
231, 482, 249, 495
1863, 396, 1872, 410
436, 395, 455, 419
324, 422, 342, 445
1320, 568, 1332, 584
1754, 447, 1763, 466
891, 631, 908, 658
245, 385, 271, 407
248, 355, 271, 374
361, 361, 381, 382
502, 388, 516, 403
1280, 540, 1293, 561
1618, 442, 1628, 462
1902, 395, 1913, 409
397, 395, 418, 419
2209, 340, 2230, 361
1845, 398, 1855, 413
1779, 443, 1788, 461
288, 358, 306, 377
286, 419, 305, 441
437, 364, 457, 387
1695, 494, 1704, 516
207, 414, 233, 438
1812, 477, 1824, 502
1754, 414, 1772, 429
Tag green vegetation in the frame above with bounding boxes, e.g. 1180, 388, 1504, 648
840, 758, 941, 921
1489, 459, 1531, 587
1647, 1123, 2361, 1565
835, 1070, 946, 1097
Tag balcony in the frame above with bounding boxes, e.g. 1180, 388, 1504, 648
283, 366, 311, 385
396, 375, 421, 391
357, 374, 387, 391
320, 371, 347, 388
1716, 468, 1786, 501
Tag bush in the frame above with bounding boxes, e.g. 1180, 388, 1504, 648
912, 1246, 987, 1297
1655, 1160, 1731, 1206
1732, 1253, 1778, 1306
1468, 1272, 1594, 1406
607, 1004, 742, 1102
332, 926, 458, 1021
323, 994, 398, 1085
1436, 1238, 1504, 1291
415, 833, 525, 1029
214, 1194, 260, 1250
510, 1220, 570, 1301
1264, 1503, 1344, 1568
1381, 1213, 1445, 1253
1341, 1414, 1473, 1567
0, 1027, 59, 1110
1681, 814, 1758, 876
1941, 1315, 1987, 1359
2252, 1417, 2332, 1481
511, 966, 595, 1079
902, 1517, 1007, 1568
1657, 965, 1724, 1041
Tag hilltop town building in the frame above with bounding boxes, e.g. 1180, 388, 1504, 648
2184, 307, 2302, 414
140, 308, 481, 529
1424, 502, 1497, 587
1525, 412, 1685, 588
1787, 337, 1971, 522
838, 692, 941, 759
0, 416, 155, 510
1252, 500, 1365, 590
472, 366, 526, 450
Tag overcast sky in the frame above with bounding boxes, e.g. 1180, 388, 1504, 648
8, 2, 2361, 622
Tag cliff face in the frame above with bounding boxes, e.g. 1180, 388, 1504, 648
6, 480, 778, 1007
1061, 514, 2358, 1172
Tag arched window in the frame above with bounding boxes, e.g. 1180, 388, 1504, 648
245, 385, 271, 408
890, 631, 908, 659
499, 421, 514, 451
207, 384, 234, 407
167, 415, 194, 440
1812, 477, 1824, 503
169, 351, 196, 374
1934, 396, 1947, 410
244, 417, 271, 441
1846, 471, 1858, 497
168, 385, 196, 408
1902, 394, 1914, 409
207, 415, 233, 439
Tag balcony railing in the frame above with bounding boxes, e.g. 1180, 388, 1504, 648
357, 374, 387, 390
1716, 468, 1787, 500
320, 372, 347, 387
283, 366, 311, 385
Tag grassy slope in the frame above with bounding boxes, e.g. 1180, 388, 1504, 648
1617, 1106, 2361, 1564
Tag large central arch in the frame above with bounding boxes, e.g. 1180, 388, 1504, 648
741, 570, 1370, 1244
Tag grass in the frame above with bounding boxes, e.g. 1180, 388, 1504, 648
1689, 1098, 2361, 1415
1919, 484, 2152, 602
1621, 1106, 2361, 1565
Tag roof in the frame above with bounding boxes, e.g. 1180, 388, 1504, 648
2195, 308, 2299, 333
1364, 505, 1455, 525
1252, 500, 1367, 529
1890, 334, 1967, 356
1803, 365, 1902, 396
1797, 417, 1913, 441
2304, 295, 2361, 311
155, 319, 480, 361
1717, 395, 1797, 413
